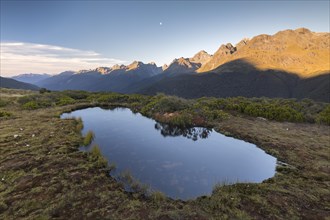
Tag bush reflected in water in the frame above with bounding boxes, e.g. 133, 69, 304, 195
154, 122, 211, 141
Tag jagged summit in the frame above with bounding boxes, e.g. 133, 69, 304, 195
198, 27, 330, 76
111, 64, 126, 70
163, 57, 201, 75
127, 61, 144, 70
162, 64, 168, 71
95, 67, 112, 74
190, 50, 212, 64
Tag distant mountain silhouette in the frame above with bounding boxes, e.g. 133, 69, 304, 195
13, 27, 329, 101
36, 62, 162, 92
0, 76, 39, 90
12, 73, 51, 84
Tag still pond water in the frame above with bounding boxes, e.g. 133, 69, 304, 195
61, 107, 277, 199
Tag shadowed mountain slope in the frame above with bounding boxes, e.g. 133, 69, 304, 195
0, 76, 39, 90
139, 59, 330, 102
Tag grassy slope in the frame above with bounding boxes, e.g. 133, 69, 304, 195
0, 89, 329, 219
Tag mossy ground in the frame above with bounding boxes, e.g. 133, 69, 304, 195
0, 88, 329, 219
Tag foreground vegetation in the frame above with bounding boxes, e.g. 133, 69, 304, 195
0, 88, 329, 219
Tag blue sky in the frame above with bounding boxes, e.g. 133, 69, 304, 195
1, 0, 329, 76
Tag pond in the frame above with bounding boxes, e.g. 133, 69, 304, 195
61, 107, 277, 200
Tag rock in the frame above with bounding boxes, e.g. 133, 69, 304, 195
189, 50, 212, 65
95, 67, 111, 74
162, 64, 168, 71
111, 64, 126, 70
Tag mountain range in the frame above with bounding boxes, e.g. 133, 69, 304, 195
11, 73, 52, 84
3, 28, 330, 102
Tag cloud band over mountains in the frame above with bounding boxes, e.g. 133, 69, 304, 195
0, 42, 127, 76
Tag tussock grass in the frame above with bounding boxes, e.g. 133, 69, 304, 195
89, 144, 108, 168
150, 191, 166, 204
83, 130, 94, 146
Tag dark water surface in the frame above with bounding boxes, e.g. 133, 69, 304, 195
61, 107, 277, 199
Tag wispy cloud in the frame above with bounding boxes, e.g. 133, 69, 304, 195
0, 42, 127, 76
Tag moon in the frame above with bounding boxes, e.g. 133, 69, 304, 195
160, 22, 162, 26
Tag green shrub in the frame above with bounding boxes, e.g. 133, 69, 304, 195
200, 107, 229, 121
141, 95, 191, 115
127, 94, 148, 103
168, 111, 193, 127
140, 99, 158, 115
242, 103, 304, 122
155, 96, 191, 113
39, 88, 50, 94
96, 93, 129, 103
18, 95, 36, 105
57, 96, 75, 106
62, 90, 89, 100
18, 94, 55, 108
0, 111, 12, 117
22, 101, 39, 110
316, 105, 330, 125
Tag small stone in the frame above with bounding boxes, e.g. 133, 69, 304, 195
1, 177, 4, 181
32, 134, 35, 137
20, 128, 23, 131
257, 117, 267, 121
14, 134, 19, 138
26, 144, 30, 147
286, 128, 289, 131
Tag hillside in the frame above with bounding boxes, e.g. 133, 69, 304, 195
139, 59, 330, 102
0, 76, 39, 90
198, 28, 330, 76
